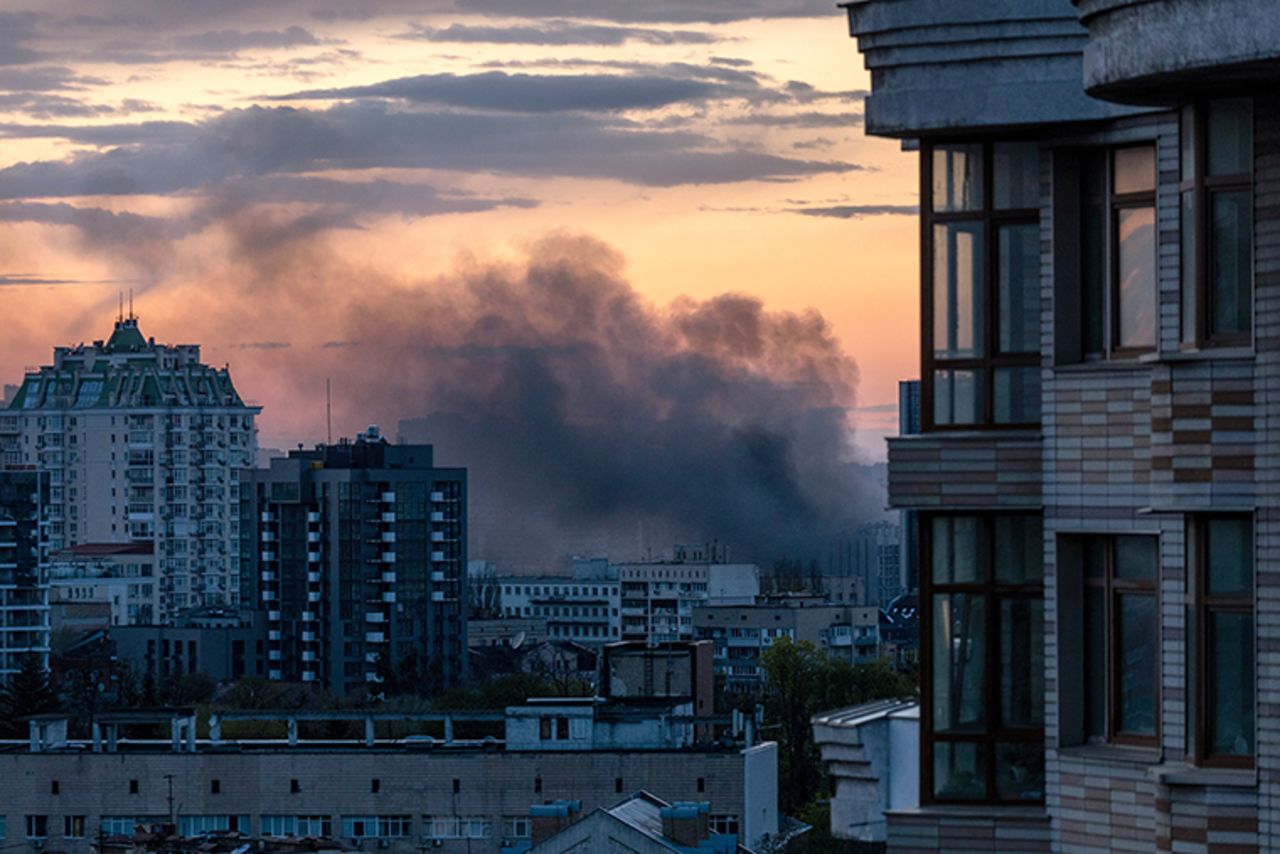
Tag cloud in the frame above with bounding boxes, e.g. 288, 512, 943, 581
0, 273, 107, 286
0, 11, 45, 65
791, 204, 919, 219
82, 26, 330, 64
453, 0, 838, 23
396, 20, 718, 46
0, 102, 861, 197
722, 111, 864, 128
235, 341, 291, 350
274, 69, 773, 113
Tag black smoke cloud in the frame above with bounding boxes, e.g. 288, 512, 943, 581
185, 227, 878, 568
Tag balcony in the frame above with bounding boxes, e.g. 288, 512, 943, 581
380, 512, 396, 523
381, 571, 397, 583
1074, 0, 1280, 104
365, 632, 385, 644
366, 611, 386, 623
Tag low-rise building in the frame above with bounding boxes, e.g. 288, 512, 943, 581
109, 609, 266, 683
3, 693, 778, 854
497, 575, 620, 644
466, 617, 549, 649
48, 543, 158, 630
616, 559, 759, 643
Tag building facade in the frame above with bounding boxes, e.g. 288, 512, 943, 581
694, 598, 881, 690
616, 560, 759, 643
0, 470, 49, 679
844, 0, 1280, 850
827, 522, 903, 606
239, 429, 467, 694
47, 543, 157, 630
497, 575, 621, 644
0, 317, 259, 620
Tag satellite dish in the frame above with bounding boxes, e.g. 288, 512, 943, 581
511, 631, 527, 650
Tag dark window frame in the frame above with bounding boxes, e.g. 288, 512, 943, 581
1180, 98, 1254, 350
1191, 515, 1255, 769
1079, 535, 1160, 748
921, 141, 1042, 432
920, 513, 1045, 806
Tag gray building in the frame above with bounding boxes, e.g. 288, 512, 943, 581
110, 610, 265, 683
240, 427, 467, 694
827, 522, 902, 606
841, 0, 1280, 850
0, 469, 49, 678
2, 698, 777, 854
0, 315, 259, 620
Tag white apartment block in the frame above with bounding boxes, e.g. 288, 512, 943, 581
47, 543, 158, 629
498, 577, 621, 643
0, 317, 259, 622
616, 561, 759, 643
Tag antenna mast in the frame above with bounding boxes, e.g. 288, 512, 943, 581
326, 378, 332, 445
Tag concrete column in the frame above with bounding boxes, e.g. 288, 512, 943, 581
364, 716, 375, 746
209, 715, 221, 745
444, 717, 453, 744
91, 722, 102, 753
287, 717, 298, 746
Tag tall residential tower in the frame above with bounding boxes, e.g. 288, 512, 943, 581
0, 316, 259, 622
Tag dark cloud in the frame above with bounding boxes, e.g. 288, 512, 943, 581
453, 0, 837, 24
792, 137, 835, 150
709, 56, 752, 68
0, 273, 103, 286
397, 20, 718, 46
169, 26, 323, 52
0, 102, 860, 197
722, 111, 863, 128
0, 11, 45, 65
74, 26, 329, 65
274, 70, 774, 113
235, 341, 291, 350
791, 204, 919, 219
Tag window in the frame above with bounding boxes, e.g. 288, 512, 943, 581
290, 779, 301, 793
424, 817, 491, 840
1063, 534, 1159, 745
178, 816, 248, 836
1061, 145, 1158, 361
534, 776, 542, 794
503, 817, 531, 840
452, 778, 461, 794
210, 779, 220, 794
709, 815, 739, 835
371, 778, 380, 794
924, 141, 1041, 429
923, 515, 1044, 804
26, 816, 47, 839
100, 817, 160, 837
1181, 98, 1253, 347
1191, 516, 1254, 766
64, 816, 86, 838
129, 779, 139, 794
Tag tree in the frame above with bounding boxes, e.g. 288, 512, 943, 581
760, 638, 915, 812
0, 653, 58, 737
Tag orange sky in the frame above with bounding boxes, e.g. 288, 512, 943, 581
0, 5, 918, 462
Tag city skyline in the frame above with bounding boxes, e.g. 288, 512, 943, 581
0, 1, 918, 464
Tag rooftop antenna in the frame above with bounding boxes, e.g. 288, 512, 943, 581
326, 378, 333, 445
128, 288, 134, 321
117, 292, 123, 323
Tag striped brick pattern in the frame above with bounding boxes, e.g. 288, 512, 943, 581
886, 809, 1051, 853
886, 435, 1042, 509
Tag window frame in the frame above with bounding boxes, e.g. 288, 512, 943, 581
920, 513, 1045, 806
1108, 146, 1159, 358
1191, 515, 1255, 768
1180, 97, 1254, 350
1078, 535, 1160, 748
921, 141, 1042, 432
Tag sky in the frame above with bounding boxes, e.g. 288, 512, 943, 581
0, 1, 919, 564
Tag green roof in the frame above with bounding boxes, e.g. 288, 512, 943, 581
105, 319, 148, 353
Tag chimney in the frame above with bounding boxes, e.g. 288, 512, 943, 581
660, 802, 710, 847
529, 800, 580, 844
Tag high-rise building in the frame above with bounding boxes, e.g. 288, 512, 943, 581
897, 380, 921, 595
826, 521, 902, 606
0, 315, 259, 621
240, 428, 467, 694
0, 469, 50, 679
831, 0, 1280, 849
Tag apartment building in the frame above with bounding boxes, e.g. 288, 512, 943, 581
0, 315, 259, 620
497, 574, 621, 644
694, 597, 881, 690
616, 559, 758, 643
838, 0, 1280, 850
0, 470, 49, 678
239, 428, 467, 694
827, 521, 903, 606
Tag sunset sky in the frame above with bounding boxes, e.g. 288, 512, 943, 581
0, 0, 918, 466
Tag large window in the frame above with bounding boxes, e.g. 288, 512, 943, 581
1181, 98, 1254, 348
1190, 516, 1254, 767
1072, 535, 1159, 745
923, 515, 1044, 804
924, 142, 1041, 429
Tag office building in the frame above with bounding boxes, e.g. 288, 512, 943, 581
0, 315, 259, 620
0, 470, 49, 678
497, 573, 621, 644
836, 0, 1280, 849
239, 428, 466, 693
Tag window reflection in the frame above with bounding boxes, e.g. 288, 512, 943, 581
1117, 206, 1156, 350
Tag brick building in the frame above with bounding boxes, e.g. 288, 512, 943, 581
838, 0, 1280, 850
